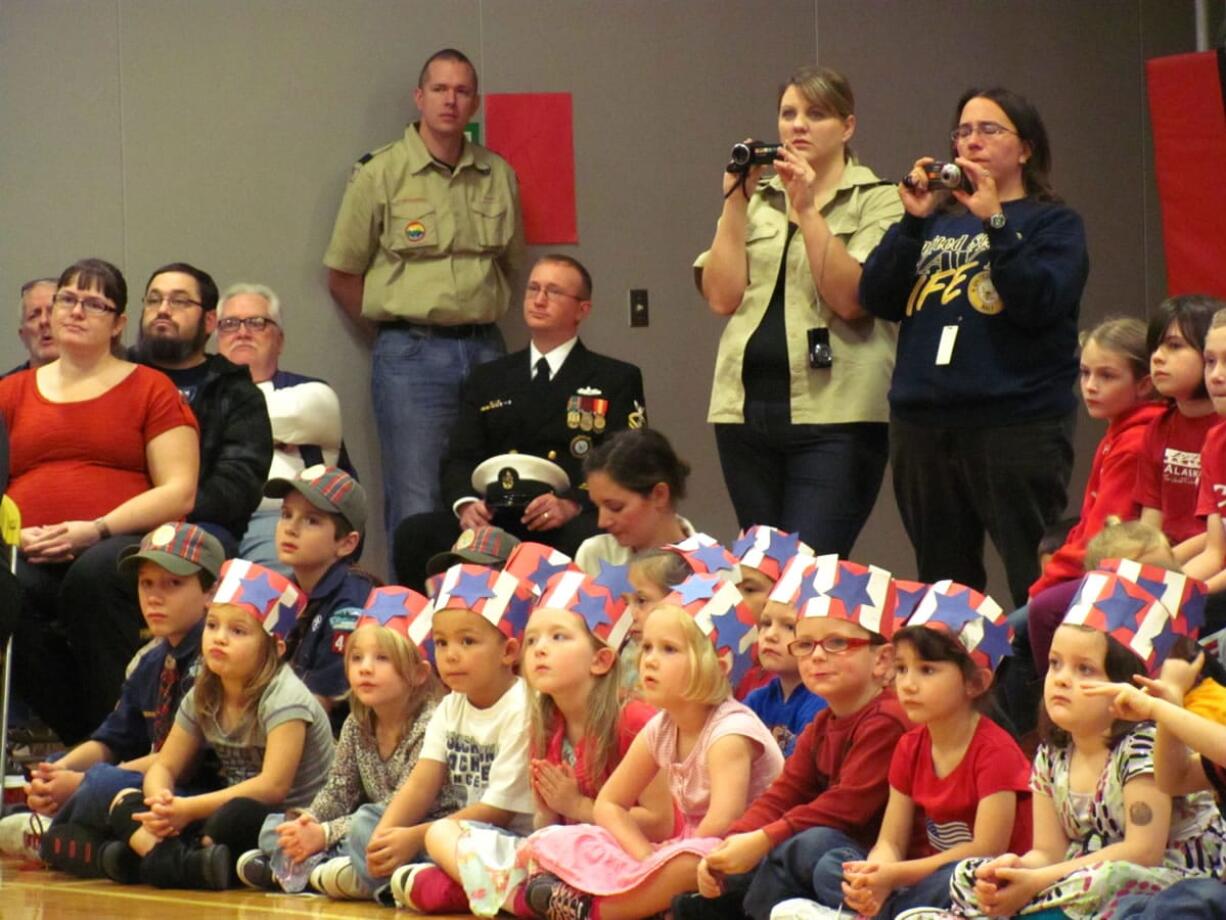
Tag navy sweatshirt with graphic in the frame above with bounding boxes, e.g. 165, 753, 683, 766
859, 198, 1088, 427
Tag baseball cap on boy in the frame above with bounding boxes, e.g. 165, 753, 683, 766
118, 522, 224, 580
265, 464, 367, 536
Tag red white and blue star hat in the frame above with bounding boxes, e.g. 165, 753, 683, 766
663, 533, 741, 582
660, 573, 758, 687
1062, 570, 1178, 673
213, 559, 307, 639
893, 579, 929, 622
767, 554, 836, 606
731, 526, 812, 582
427, 563, 535, 640
905, 580, 1013, 672
502, 542, 580, 596
357, 585, 430, 646
535, 569, 633, 650
1098, 558, 1208, 638
798, 558, 900, 640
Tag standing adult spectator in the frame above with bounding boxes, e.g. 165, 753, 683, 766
215, 283, 353, 571
324, 47, 523, 551
695, 66, 902, 556
134, 262, 273, 555
0, 258, 199, 743
8, 278, 58, 374
860, 87, 1088, 607
393, 255, 644, 591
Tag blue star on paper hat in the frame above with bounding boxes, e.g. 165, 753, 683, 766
1099, 558, 1208, 638
799, 558, 900, 639
213, 559, 306, 639
535, 569, 633, 650
502, 542, 578, 596
663, 533, 741, 581
1062, 570, 1178, 673
731, 525, 809, 582
662, 573, 758, 687
428, 563, 535, 639
592, 559, 634, 601
906, 580, 1012, 671
357, 586, 430, 649
893, 580, 929, 622
767, 554, 832, 607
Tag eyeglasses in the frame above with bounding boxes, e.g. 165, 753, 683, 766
951, 121, 1017, 143
52, 292, 118, 316
525, 283, 584, 303
143, 293, 203, 311
787, 635, 879, 657
217, 316, 278, 334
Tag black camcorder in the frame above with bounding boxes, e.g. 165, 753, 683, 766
902, 161, 973, 193
726, 140, 783, 174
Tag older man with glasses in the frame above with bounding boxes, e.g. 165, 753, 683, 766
134, 262, 272, 556
216, 282, 357, 570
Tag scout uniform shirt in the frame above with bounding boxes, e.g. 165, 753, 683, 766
324, 122, 524, 326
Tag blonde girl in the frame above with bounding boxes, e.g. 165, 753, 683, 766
520, 574, 784, 920
100, 561, 334, 890
235, 586, 443, 892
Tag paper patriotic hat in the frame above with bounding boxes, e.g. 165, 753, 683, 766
357, 585, 431, 648
797, 558, 900, 640
427, 563, 535, 640
535, 569, 633, 650
502, 542, 579, 596
905, 580, 1013, 671
213, 559, 306, 639
663, 533, 741, 582
590, 558, 635, 601
1098, 558, 1208, 637
661, 573, 758, 687
893, 580, 929, 622
1062, 570, 1179, 673
768, 553, 836, 606
731, 526, 811, 582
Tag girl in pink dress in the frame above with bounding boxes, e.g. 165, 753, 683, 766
521, 573, 784, 920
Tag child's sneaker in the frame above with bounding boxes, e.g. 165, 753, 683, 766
769, 898, 844, 920
236, 849, 276, 890
308, 855, 365, 900
0, 810, 44, 862
524, 872, 594, 920
391, 862, 470, 913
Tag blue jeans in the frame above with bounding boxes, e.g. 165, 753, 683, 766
345, 801, 387, 898
371, 324, 504, 555
714, 406, 888, 557
50, 763, 144, 832
1113, 878, 1226, 918
743, 826, 955, 920
238, 508, 292, 577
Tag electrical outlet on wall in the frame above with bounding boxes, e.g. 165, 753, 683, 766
629, 289, 649, 327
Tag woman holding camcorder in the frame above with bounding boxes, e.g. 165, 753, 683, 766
694, 65, 902, 558
859, 87, 1089, 608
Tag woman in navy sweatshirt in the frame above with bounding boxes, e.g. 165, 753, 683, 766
859, 87, 1088, 609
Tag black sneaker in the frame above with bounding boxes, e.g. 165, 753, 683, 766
40, 822, 104, 878
99, 840, 142, 885
185, 843, 233, 891
236, 848, 276, 890
672, 890, 749, 920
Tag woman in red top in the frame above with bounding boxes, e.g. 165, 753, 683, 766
0, 258, 199, 744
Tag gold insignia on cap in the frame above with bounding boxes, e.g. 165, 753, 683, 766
301, 464, 328, 481
150, 523, 177, 548
456, 529, 476, 550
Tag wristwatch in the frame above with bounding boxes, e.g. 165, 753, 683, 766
985, 211, 1007, 231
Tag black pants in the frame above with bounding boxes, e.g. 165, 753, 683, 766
12, 534, 142, 743
889, 412, 1075, 608
714, 406, 888, 557
393, 507, 601, 592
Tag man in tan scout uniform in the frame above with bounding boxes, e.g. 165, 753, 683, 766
324, 47, 523, 554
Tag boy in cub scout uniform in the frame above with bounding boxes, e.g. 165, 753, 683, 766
323, 47, 524, 556
393, 255, 646, 592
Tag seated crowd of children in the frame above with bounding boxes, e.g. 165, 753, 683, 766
12, 294, 1226, 920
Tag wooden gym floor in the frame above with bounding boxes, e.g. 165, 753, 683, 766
0, 855, 477, 918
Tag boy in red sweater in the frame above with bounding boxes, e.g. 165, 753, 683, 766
674, 559, 912, 920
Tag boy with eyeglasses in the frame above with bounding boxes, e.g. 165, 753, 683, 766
675, 559, 913, 920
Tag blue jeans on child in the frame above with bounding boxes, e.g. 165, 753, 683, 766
741, 826, 955, 920
1113, 877, 1226, 918
50, 763, 143, 831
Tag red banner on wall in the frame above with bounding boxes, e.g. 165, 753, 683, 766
484, 93, 578, 245
1145, 50, 1226, 299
